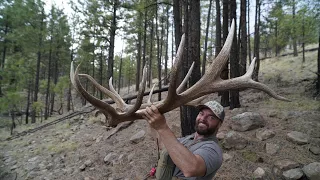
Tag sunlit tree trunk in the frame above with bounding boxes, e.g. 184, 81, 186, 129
107, 0, 118, 86
253, 0, 261, 81
215, 0, 221, 57
202, 0, 213, 76
32, 8, 45, 123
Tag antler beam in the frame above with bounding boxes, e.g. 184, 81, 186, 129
70, 19, 289, 126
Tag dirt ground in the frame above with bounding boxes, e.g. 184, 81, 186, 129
0, 50, 319, 180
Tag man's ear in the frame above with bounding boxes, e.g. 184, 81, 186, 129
218, 121, 222, 129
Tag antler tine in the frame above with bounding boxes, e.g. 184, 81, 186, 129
71, 18, 290, 127
243, 57, 290, 101
163, 33, 185, 105
79, 74, 127, 111
200, 57, 290, 102
147, 84, 156, 104
244, 57, 257, 78
70, 61, 79, 93
206, 19, 235, 78
177, 62, 195, 94
126, 66, 148, 114
70, 61, 118, 116
108, 77, 127, 110
178, 20, 235, 99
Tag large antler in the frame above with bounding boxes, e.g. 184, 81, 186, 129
70, 19, 289, 126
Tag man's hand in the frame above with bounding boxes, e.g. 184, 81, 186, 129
141, 105, 168, 131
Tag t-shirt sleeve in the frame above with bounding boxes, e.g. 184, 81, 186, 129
193, 144, 223, 176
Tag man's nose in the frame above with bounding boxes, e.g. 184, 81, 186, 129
198, 115, 206, 122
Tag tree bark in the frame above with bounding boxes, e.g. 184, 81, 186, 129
142, 9, 148, 71
25, 80, 31, 124
253, 0, 261, 81
173, 0, 182, 51
10, 110, 16, 135
107, 0, 118, 86
99, 52, 103, 99
292, 0, 298, 57
0, 18, 8, 97
240, 0, 247, 76
118, 52, 123, 94
317, 33, 320, 94
220, 0, 230, 107
45, 31, 53, 120
164, 6, 169, 85
247, 0, 252, 63
156, 4, 161, 100
136, 11, 143, 91
148, 20, 154, 88
202, 0, 213, 76
302, 17, 305, 63
215, 0, 221, 57
229, 0, 240, 109
158, 16, 165, 101
275, 21, 279, 56
32, 8, 45, 123
179, 0, 201, 137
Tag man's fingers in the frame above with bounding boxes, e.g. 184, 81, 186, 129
151, 105, 159, 114
146, 106, 155, 117
144, 110, 152, 120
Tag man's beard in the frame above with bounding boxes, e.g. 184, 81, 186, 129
195, 123, 217, 136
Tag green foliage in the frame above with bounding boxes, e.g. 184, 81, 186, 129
263, 0, 319, 54
32, 101, 44, 115
0, 92, 22, 113
54, 76, 70, 104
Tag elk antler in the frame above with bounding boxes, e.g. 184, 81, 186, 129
70, 19, 289, 126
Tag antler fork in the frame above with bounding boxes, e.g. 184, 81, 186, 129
70, 19, 289, 126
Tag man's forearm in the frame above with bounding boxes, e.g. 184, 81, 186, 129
157, 126, 205, 177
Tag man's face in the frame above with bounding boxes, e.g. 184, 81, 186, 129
195, 108, 221, 136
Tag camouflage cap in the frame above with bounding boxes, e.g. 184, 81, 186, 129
197, 101, 225, 121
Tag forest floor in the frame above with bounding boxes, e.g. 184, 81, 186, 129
0, 47, 319, 180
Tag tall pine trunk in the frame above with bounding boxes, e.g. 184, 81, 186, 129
45, 33, 53, 120
0, 19, 8, 97
156, 4, 161, 100
158, 16, 165, 101
239, 0, 247, 76
173, 0, 182, 51
317, 34, 320, 94
215, 0, 221, 57
229, 0, 240, 109
118, 52, 123, 94
302, 17, 305, 63
136, 12, 143, 91
180, 0, 201, 137
32, 8, 45, 123
164, 6, 169, 85
253, 0, 261, 81
142, 9, 148, 74
202, 0, 213, 76
220, 0, 230, 107
148, 21, 154, 88
292, 0, 298, 57
25, 80, 32, 124
107, 0, 118, 86
247, 0, 252, 63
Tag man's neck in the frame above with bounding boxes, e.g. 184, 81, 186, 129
194, 133, 206, 140
194, 132, 216, 141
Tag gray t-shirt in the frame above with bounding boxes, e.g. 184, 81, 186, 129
172, 133, 223, 180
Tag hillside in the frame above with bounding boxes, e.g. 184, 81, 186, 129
0, 49, 319, 180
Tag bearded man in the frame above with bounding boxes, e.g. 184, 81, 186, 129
142, 101, 224, 180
